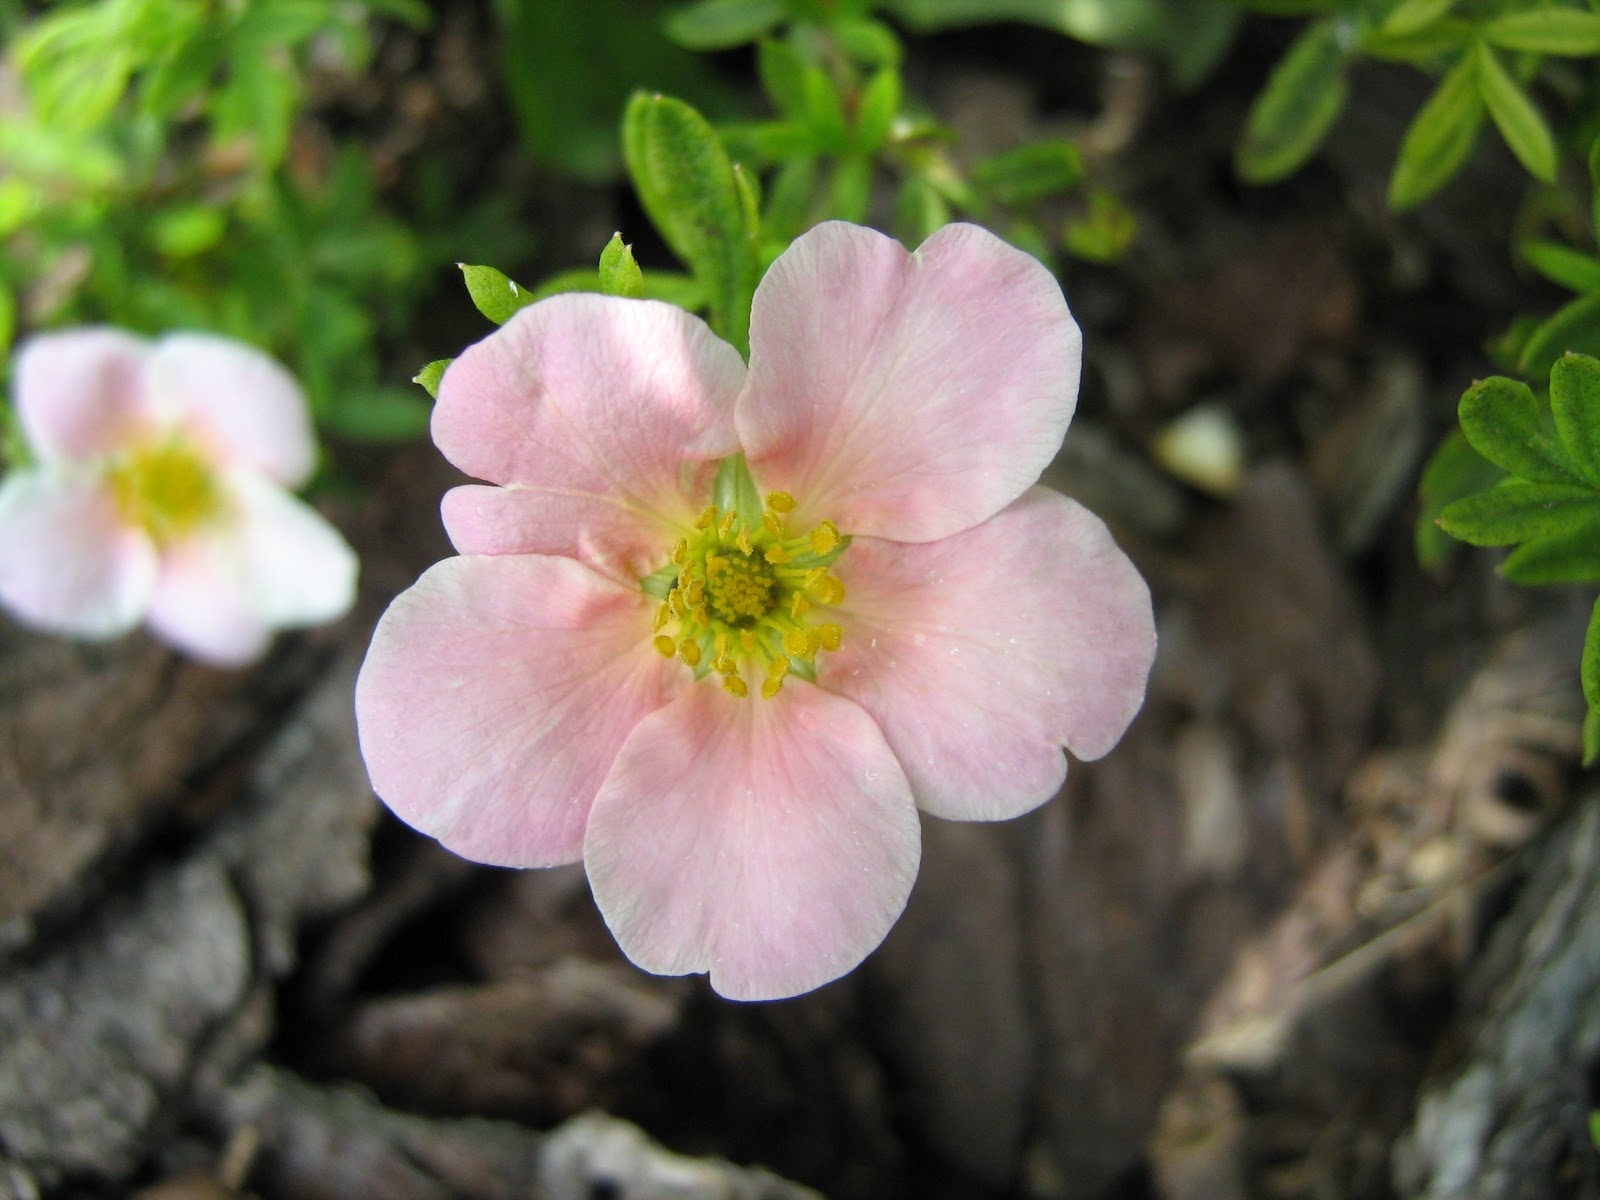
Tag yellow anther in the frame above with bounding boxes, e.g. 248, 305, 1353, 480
818, 622, 843, 652
692, 605, 711, 626
653, 635, 676, 658
761, 677, 784, 700
766, 491, 796, 513
803, 567, 827, 591
685, 579, 705, 606
809, 520, 841, 556
671, 537, 689, 564
715, 655, 738, 675
718, 511, 737, 540
790, 592, 810, 619
763, 544, 791, 564
705, 554, 728, 578
782, 629, 813, 659
679, 640, 701, 667
767, 656, 790, 679
736, 526, 754, 556
740, 630, 758, 652
696, 505, 718, 530
715, 631, 731, 659
811, 574, 845, 606
762, 511, 784, 539
668, 588, 687, 617
723, 675, 749, 698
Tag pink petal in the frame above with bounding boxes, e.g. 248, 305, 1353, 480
738, 222, 1082, 543
435, 295, 745, 581
585, 682, 920, 1001
224, 471, 358, 628
0, 470, 157, 638
145, 541, 274, 666
354, 554, 681, 868
146, 333, 317, 487
821, 488, 1155, 822
15, 329, 156, 461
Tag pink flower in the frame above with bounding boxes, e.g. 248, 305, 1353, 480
356, 222, 1155, 1000
0, 329, 358, 666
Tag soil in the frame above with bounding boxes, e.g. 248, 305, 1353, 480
4, 10, 1599, 1200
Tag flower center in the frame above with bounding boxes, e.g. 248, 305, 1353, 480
642, 468, 848, 701
107, 438, 222, 545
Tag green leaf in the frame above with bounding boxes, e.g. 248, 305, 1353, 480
664, 0, 785, 49
1520, 240, 1600, 294
763, 155, 818, 240
621, 91, 759, 353
1360, 17, 1472, 61
1438, 479, 1600, 546
598, 233, 646, 298
1064, 190, 1137, 263
1583, 594, 1600, 713
1387, 53, 1485, 210
757, 38, 808, 119
323, 386, 434, 442
895, 175, 952, 244
1378, 0, 1457, 37
854, 67, 901, 154
414, 359, 450, 399
973, 140, 1086, 206
1416, 428, 1505, 570
1551, 353, 1600, 485
460, 263, 538, 325
827, 157, 872, 223
831, 17, 903, 66
1592, 135, 1600, 250
1583, 706, 1599, 767
1237, 18, 1349, 184
1519, 292, 1600, 383
1458, 375, 1582, 483
1474, 41, 1556, 184
0, 281, 13, 357
1482, 9, 1600, 56
1500, 524, 1600, 584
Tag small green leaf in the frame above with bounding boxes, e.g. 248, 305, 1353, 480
974, 140, 1086, 205
0, 282, 14, 356
1387, 53, 1485, 210
1551, 353, 1600, 485
1361, 17, 1472, 61
1378, 0, 1457, 37
598, 233, 646, 298
1474, 41, 1556, 184
1583, 594, 1600, 713
763, 155, 818, 240
1519, 292, 1600, 383
1500, 524, 1600, 584
827, 157, 872, 223
1583, 707, 1599, 767
1064, 190, 1137, 263
460, 263, 538, 325
1482, 9, 1600, 56
854, 67, 901, 154
663, 0, 785, 49
1592, 135, 1600, 251
323, 386, 435, 442
1438, 479, 1600, 546
414, 359, 450, 399
1416, 428, 1505, 570
1458, 375, 1582, 483
622, 91, 759, 353
757, 39, 808, 119
831, 17, 903, 65
895, 175, 952, 244
1520, 240, 1600, 294
1237, 18, 1348, 184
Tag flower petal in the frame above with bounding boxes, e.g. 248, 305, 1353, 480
0, 470, 157, 638
739, 222, 1081, 543
15, 329, 156, 461
224, 471, 358, 628
355, 554, 680, 868
822, 488, 1155, 822
435, 295, 745, 581
585, 682, 920, 1001
146, 333, 317, 487
145, 542, 274, 666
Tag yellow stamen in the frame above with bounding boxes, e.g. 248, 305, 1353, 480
809, 520, 841, 556
671, 537, 689, 564
762, 511, 784, 539
761, 677, 784, 699
818, 623, 843, 652
790, 593, 810, 619
782, 629, 813, 659
678, 640, 701, 667
718, 511, 737, 540
652, 603, 670, 632
653, 635, 676, 658
764, 544, 791, 564
811, 574, 845, 606
723, 676, 749, 698
706, 554, 728, 578
766, 491, 796, 513
767, 656, 790, 679
740, 630, 758, 652
714, 655, 738, 675
736, 526, 754, 556
696, 505, 718, 530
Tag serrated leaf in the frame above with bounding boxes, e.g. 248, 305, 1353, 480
1482, 9, 1600, 55
1237, 18, 1348, 183
1438, 478, 1600, 546
1458, 375, 1582, 483
1519, 292, 1600, 383
414, 359, 450, 399
974, 140, 1086, 205
664, 0, 785, 49
598, 233, 645, 298
1475, 41, 1556, 183
460, 263, 537, 325
1521, 240, 1600, 293
1500, 523, 1600, 584
1551, 353, 1600, 485
1388, 53, 1484, 210
622, 92, 759, 353
1583, 594, 1600, 713
1416, 428, 1505, 570
1379, 0, 1457, 37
